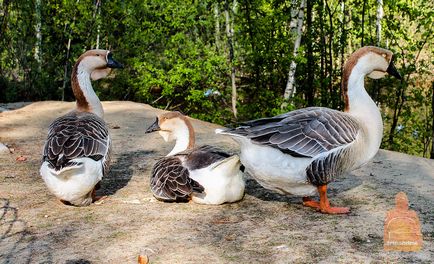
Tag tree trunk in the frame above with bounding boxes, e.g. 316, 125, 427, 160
431, 81, 434, 159
225, 0, 237, 119
95, 0, 101, 49
340, 0, 346, 109
376, 0, 383, 46
282, 0, 306, 107
361, 0, 366, 46
305, 0, 314, 106
62, 38, 72, 101
61, 0, 80, 101
319, 0, 327, 106
89, 0, 101, 49
34, 0, 42, 71
325, 0, 335, 108
214, 3, 221, 51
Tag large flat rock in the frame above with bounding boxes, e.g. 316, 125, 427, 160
1, 101, 433, 263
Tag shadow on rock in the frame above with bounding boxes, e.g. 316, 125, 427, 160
65, 259, 92, 264
245, 172, 363, 203
100, 150, 155, 196
0, 198, 50, 263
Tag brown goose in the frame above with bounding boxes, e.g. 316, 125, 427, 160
40, 50, 123, 206
145, 112, 245, 204
217, 46, 401, 214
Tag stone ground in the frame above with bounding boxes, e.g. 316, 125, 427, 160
0, 101, 433, 263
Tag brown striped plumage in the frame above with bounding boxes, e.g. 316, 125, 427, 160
150, 145, 230, 202
43, 111, 111, 176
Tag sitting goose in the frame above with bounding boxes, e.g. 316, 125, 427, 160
217, 46, 401, 214
40, 50, 123, 206
145, 111, 245, 205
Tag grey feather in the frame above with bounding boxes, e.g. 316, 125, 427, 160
42, 111, 111, 175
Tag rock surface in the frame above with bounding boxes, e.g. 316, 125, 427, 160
0, 101, 433, 263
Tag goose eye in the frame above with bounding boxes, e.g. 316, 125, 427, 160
96, 54, 101, 57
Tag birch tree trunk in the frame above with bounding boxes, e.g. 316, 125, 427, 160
94, 0, 101, 49
373, 0, 383, 102
61, 0, 80, 101
282, 0, 306, 108
431, 81, 434, 159
225, 0, 237, 119
361, 0, 366, 46
376, 0, 383, 46
305, 0, 314, 106
214, 3, 221, 51
34, 0, 42, 71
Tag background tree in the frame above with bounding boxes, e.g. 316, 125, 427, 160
0, 0, 432, 158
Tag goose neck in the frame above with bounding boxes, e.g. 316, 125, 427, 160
166, 119, 195, 156
71, 63, 104, 118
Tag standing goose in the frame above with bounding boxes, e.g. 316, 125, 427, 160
145, 111, 245, 205
217, 46, 401, 214
40, 50, 123, 206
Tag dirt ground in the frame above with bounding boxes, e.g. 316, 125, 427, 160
0, 101, 433, 264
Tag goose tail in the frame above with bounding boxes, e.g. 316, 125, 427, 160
40, 161, 84, 179
210, 155, 241, 176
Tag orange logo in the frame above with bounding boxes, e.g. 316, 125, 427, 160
384, 192, 422, 251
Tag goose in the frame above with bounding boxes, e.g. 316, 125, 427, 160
40, 49, 123, 206
217, 46, 402, 214
145, 111, 245, 205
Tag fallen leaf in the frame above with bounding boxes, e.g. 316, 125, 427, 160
224, 235, 235, 241
138, 255, 149, 264
16, 156, 27, 162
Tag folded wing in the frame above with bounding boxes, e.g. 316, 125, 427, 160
42, 112, 111, 175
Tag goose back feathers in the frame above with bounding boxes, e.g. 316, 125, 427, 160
228, 107, 360, 158
43, 111, 111, 175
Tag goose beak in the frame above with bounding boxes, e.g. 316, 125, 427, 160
146, 118, 160, 133
106, 53, 124, 69
386, 60, 401, 79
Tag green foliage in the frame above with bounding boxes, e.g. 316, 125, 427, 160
0, 0, 432, 157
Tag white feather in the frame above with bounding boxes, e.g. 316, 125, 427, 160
40, 157, 103, 206
189, 155, 245, 205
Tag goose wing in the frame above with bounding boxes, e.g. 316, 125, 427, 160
179, 145, 231, 170
151, 156, 204, 202
42, 112, 111, 175
223, 107, 360, 158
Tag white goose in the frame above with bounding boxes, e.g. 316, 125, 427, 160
40, 49, 123, 206
217, 46, 401, 214
145, 111, 245, 205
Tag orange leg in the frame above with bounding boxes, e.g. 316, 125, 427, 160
317, 185, 350, 214
303, 185, 350, 214
302, 196, 320, 209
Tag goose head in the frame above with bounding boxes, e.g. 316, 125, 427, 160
145, 111, 195, 155
72, 50, 123, 118
76, 49, 124, 80
345, 46, 402, 81
342, 46, 401, 112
